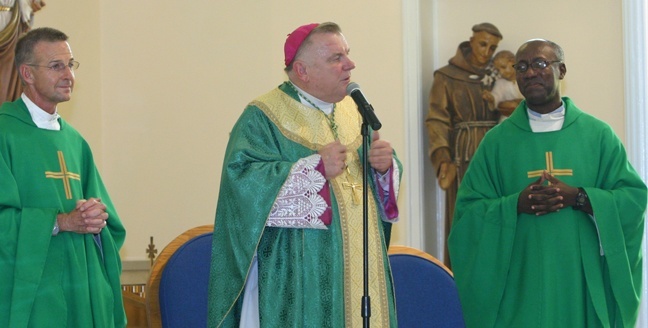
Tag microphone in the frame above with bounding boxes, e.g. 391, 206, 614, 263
346, 82, 382, 130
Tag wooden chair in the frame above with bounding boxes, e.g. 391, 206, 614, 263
388, 245, 465, 328
145, 225, 214, 328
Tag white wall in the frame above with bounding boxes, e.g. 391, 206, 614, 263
34, 0, 407, 260
30, 0, 647, 324
33, 0, 628, 262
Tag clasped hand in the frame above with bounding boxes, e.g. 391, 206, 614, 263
58, 198, 109, 234
517, 171, 579, 216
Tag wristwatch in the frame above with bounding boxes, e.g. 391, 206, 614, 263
52, 221, 60, 236
573, 187, 588, 210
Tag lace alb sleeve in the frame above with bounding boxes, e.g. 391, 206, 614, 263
266, 154, 329, 230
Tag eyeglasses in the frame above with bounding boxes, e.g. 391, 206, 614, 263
26, 60, 80, 72
513, 59, 561, 73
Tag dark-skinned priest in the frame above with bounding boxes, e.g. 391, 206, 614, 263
448, 39, 647, 327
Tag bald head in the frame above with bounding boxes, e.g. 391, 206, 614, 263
516, 39, 564, 62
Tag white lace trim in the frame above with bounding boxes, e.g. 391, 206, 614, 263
392, 158, 401, 200
266, 155, 329, 230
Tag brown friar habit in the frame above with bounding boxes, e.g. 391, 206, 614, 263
425, 40, 500, 266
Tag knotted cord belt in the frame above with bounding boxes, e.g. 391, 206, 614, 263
453, 120, 497, 183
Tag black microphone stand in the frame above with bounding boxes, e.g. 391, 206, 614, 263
358, 104, 381, 328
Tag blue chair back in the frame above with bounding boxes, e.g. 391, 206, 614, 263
158, 232, 213, 327
389, 246, 466, 328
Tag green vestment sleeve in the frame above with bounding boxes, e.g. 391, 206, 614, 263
448, 97, 647, 328
208, 104, 296, 327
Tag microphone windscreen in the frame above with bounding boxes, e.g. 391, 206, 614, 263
346, 82, 361, 96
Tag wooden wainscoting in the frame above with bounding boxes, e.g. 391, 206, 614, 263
122, 260, 151, 327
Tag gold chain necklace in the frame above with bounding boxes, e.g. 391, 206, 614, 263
288, 82, 338, 139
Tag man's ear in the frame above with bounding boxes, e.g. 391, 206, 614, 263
293, 61, 309, 82
558, 63, 567, 79
19, 65, 34, 84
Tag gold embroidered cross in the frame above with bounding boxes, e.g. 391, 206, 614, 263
527, 151, 573, 182
45, 151, 81, 199
341, 166, 362, 204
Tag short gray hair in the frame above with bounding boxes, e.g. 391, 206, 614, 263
15, 27, 69, 70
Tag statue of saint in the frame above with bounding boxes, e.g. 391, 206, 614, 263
425, 22, 502, 266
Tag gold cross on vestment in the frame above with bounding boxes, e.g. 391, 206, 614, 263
341, 166, 362, 204
45, 151, 81, 200
527, 151, 573, 181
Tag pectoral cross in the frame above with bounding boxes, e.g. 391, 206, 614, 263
342, 166, 362, 204
527, 151, 573, 182
45, 151, 81, 200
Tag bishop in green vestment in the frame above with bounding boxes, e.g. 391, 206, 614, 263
208, 21, 402, 328
208, 82, 402, 327
449, 38, 647, 328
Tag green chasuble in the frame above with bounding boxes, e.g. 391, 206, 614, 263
208, 82, 402, 327
448, 97, 647, 328
0, 99, 127, 327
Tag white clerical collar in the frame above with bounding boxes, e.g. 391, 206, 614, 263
290, 83, 335, 115
527, 103, 565, 133
21, 93, 61, 130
